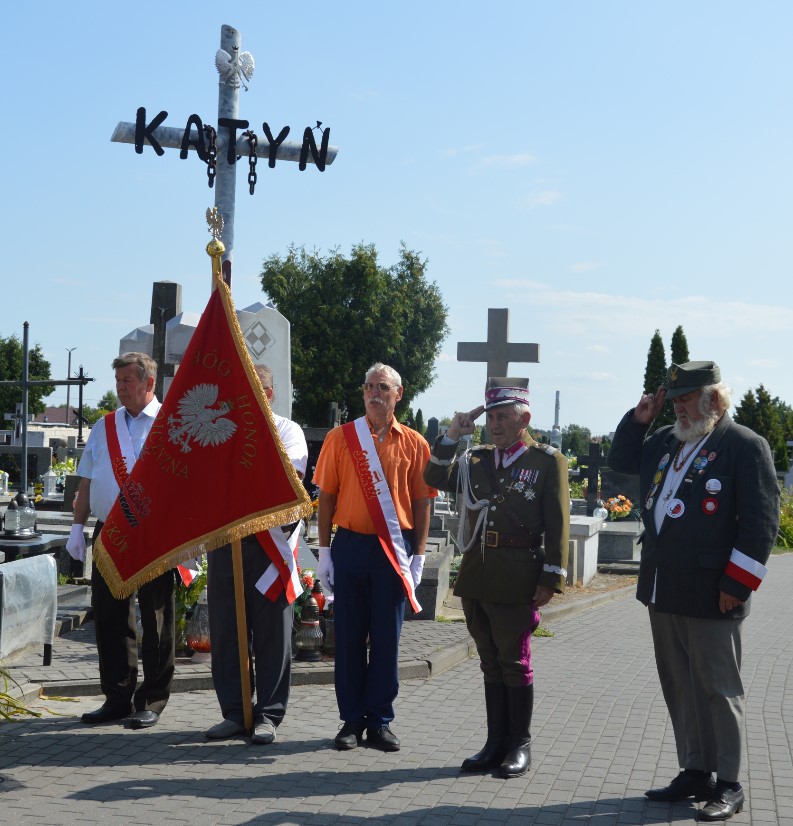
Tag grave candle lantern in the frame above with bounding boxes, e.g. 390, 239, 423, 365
186, 588, 211, 662
3, 493, 38, 538
295, 593, 323, 661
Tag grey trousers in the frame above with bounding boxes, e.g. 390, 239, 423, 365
649, 605, 744, 782
207, 537, 292, 727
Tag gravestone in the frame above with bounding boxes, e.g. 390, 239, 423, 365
0, 554, 57, 662
599, 468, 640, 509
236, 302, 292, 418
150, 281, 181, 400
119, 324, 154, 356
425, 417, 439, 445
576, 442, 605, 515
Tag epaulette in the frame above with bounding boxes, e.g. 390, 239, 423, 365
533, 443, 557, 455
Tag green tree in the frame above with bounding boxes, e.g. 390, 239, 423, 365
643, 329, 674, 431
0, 335, 54, 425
97, 390, 119, 411
670, 325, 690, 366
561, 424, 591, 458
733, 389, 759, 432
261, 243, 449, 425
414, 408, 425, 436
401, 406, 416, 428
735, 384, 789, 472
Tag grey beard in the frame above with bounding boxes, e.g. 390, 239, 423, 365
672, 413, 719, 443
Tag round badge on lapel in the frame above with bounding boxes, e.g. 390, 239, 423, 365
666, 499, 685, 518
705, 478, 722, 494
702, 497, 719, 515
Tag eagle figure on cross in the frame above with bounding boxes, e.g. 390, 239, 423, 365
215, 45, 255, 91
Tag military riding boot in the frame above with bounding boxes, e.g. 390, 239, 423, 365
499, 683, 533, 778
461, 681, 509, 772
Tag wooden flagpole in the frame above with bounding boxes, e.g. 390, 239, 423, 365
207, 218, 253, 734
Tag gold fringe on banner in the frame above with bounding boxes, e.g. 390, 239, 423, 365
92, 246, 313, 600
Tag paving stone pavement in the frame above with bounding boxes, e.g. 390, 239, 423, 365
1, 554, 791, 825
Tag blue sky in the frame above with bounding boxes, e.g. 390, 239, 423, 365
4, 2, 792, 435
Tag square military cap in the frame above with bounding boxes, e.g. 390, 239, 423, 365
485, 377, 530, 409
665, 361, 721, 399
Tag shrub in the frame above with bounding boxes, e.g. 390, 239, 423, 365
778, 491, 793, 549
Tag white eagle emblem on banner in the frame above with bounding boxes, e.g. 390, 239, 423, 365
168, 383, 237, 453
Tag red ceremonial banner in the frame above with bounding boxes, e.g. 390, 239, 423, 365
93, 277, 312, 599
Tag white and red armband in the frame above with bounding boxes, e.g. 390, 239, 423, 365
724, 549, 768, 591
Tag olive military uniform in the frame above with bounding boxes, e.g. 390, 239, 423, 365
425, 431, 569, 777
425, 434, 569, 681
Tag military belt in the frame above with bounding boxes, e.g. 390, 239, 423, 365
484, 530, 543, 549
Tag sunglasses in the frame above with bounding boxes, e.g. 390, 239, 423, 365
362, 382, 394, 392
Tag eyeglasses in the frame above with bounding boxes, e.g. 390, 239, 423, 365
362, 382, 394, 392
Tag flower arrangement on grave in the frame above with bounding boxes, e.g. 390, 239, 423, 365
293, 566, 316, 621
174, 557, 207, 653
604, 495, 634, 520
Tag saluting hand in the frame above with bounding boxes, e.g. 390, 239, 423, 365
632, 385, 667, 425
447, 405, 485, 441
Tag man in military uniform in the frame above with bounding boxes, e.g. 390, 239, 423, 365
424, 378, 569, 778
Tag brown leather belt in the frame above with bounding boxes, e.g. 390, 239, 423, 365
484, 530, 543, 549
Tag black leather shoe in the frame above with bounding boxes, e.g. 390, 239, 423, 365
699, 784, 744, 821
645, 770, 716, 802
367, 725, 400, 752
130, 710, 160, 729
81, 701, 132, 725
334, 721, 365, 750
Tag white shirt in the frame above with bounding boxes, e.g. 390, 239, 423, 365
273, 413, 308, 477
77, 398, 161, 521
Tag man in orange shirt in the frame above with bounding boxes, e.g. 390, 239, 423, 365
314, 362, 436, 752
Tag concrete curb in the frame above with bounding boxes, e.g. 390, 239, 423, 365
538, 584, 636, 623
21, 582, 636, 700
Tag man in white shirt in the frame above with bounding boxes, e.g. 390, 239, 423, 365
67, 352, 174, 729
205, 365, 308, 745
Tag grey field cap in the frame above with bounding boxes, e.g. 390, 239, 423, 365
665, 361, 721, 399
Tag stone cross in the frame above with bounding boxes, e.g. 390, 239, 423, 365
110, 24, 339, 285
457, 308, 539, 380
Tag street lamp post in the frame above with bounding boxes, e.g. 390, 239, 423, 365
65, 347, 77, 424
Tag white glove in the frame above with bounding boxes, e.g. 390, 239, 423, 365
66, 524, 87, 562
410, 554, 426, 588
317, 546, 334, 592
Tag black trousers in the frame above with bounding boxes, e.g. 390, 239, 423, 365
207, 537, 292, 727
91, 522, 175, 713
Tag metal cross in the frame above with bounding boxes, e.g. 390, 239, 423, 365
110, 24, 339, 287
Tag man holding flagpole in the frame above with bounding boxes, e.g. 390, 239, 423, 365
205, 365, 308, 745
314, 362, 436, 752
67, 352, 175, 729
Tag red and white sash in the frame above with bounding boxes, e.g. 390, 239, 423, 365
341, 417, 421, 613
104, 409, 136, 489
255, 524, 303, 604
106, 408, 199, 586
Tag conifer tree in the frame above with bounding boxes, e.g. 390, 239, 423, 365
643, 330, 674, 431
670, 325, 690, 366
